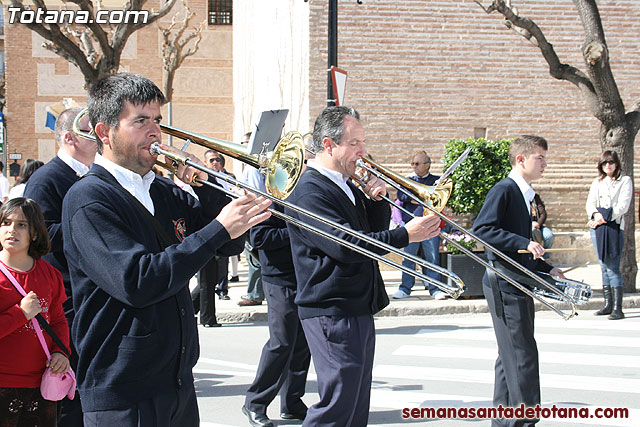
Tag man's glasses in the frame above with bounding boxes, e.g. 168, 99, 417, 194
410, 162, 430, 166
209, 157, 222, 163
601, 160, 616, 166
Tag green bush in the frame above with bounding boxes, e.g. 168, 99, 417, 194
442, 137, 512, 216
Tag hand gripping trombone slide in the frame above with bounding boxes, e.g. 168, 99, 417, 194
72, 108, 463, 298
355, 156, 592, 320
150, 143, 465, 299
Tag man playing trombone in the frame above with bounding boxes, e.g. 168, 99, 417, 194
473, 135, 565, 427
61, 73, 271, 426
286, 106, 441, 426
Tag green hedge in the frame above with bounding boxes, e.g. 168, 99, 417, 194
442, 137, 513, 216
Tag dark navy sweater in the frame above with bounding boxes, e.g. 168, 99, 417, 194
250, 204, 296, 288
61, 164, 242, 412
286, 168, 408, 319
472, 177, 552, 294
24, 156, 80, 324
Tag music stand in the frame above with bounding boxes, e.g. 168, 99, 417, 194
247, 109, 289, 155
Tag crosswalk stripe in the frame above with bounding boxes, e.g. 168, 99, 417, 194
416, 328, 640, 347
373, 365, 640, 393
417, 316, 640, 332
369, 389, 638, 426
393, 345, 640, 368
196, 357, 257, 370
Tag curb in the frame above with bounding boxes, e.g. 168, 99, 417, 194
212, 294, 640, 324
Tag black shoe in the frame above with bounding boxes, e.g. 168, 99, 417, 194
241, 406, 274, 427
218, 293, 230, 300
281, 411, 307, 420
229, 275, 239, 282
202, 322, 221, 328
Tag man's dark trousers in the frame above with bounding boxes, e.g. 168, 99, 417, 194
191, 258, 218, 325
301, 314, 375, 427
244, 281, 310, 415
483, 277, 540, 427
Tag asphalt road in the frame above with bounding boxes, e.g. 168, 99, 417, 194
194, 309, 640, 427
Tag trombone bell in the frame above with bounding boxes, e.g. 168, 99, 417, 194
358, 157, 453, 212
160, 124, 305, 200
267, 131, 306, 200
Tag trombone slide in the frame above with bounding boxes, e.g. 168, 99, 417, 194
151, 143, 465, 299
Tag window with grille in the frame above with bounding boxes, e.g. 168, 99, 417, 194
209, 0, 232, 25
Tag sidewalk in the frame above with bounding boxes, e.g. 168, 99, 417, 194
206, 260, 640, 323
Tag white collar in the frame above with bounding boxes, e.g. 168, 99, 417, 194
412, 172, 431, 179
307, 159, 355, 205
508, 169, 535, 205
58, 149, 91, 177
94, 154, 156, 214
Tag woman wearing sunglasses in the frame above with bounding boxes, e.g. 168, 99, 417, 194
585, 150, 632, 320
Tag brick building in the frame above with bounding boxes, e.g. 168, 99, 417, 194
3, 0, 640, 235
2, 0, 233, 167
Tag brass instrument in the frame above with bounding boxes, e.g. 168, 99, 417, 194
360, 156, 453, 212
160, 124, 305, 200
73, 108, 306, 200
72, 108, 464, 298
357, 157, 590, 320
150, 143, 465, 299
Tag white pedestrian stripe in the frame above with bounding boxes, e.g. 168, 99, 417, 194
373, 364, 640, 393
415, 328, 640, 347
370, 315, 640, 426
422, 316, 640, 332
393, 345, 640, 368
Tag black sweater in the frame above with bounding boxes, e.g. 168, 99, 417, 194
286, 168, 408, 319
250, 204, 296, 287
24, 157, 80, 324
472, 177, 552, 293
62, 164, 243, 411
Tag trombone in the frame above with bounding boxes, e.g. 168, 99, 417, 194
73, 108, 306, 200
356, 156, 590, 320
72, 110, 464, 298
150, 143, 465, 298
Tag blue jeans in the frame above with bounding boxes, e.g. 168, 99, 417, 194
590, 228, 624, 288
245, 248, 264, 301
532, 226, 554, 249
399, 235, 441, 295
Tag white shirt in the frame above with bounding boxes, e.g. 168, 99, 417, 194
94, 154, 156, 214
0, 174, 9, 200
586, 175, 632, 230
242, 166, 267, 193
8, 184, 25, 200
58, 149, 90, 177
307, 159, 355, 205
508, 169, 535, 213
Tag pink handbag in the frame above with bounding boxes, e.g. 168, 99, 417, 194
1, 262, 76, 401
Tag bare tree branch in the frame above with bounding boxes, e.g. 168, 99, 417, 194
9, 0, 178, 86
573, 0, 626, 127
476, 0, 607, 122
159, 0, 204, 101
475, 0, 637, 291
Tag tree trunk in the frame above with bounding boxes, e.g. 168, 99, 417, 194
600, 123, 637, 292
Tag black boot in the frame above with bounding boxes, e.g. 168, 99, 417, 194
608, 287, 625, 320
594, 285, 612, 316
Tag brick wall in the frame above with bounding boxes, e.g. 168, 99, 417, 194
308, 0, 640, 231
3, 0, 233, 175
